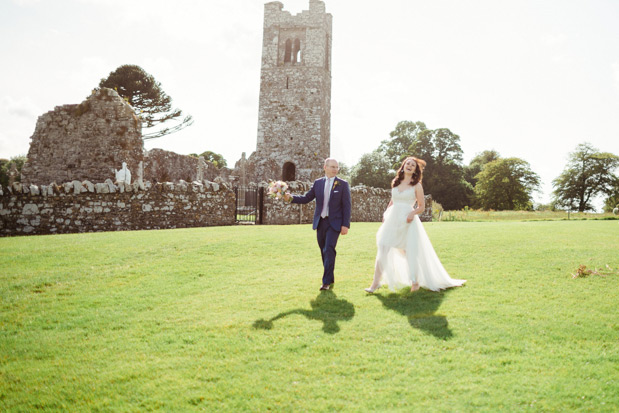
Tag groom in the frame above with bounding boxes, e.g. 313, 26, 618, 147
289, 158, 352, 290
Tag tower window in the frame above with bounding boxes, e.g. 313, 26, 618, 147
293, 38, 301, 63
283, 162, 296, 181
284, 39, 292, 63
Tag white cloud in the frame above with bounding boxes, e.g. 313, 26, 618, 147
613, 62, 619, 91
541, 33, 572, 64
0, 97, 40, 157
1, 96, 41, 119
10, 0, 41, 6
142, 57, 174, 79
542, 33, 567, 47
0, 131, 30, 158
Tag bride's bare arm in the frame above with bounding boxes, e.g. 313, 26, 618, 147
414, 184, 425, 214
406, 184, 425, 222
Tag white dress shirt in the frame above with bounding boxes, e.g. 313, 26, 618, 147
321, 176, 334, 218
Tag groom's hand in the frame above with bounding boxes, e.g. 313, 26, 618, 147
341, 226, 349, 235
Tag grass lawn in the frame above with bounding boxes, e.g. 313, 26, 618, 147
437, 209, 617, 222
1, 220, 618, 411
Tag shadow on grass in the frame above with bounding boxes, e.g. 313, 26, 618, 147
373, 289, 454, 340
253, 290, 355, 334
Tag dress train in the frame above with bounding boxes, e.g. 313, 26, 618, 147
375, 187, 466, 292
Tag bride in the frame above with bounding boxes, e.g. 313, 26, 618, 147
365, 156, 466, 293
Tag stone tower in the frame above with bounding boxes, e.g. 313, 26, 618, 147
248, 0, 332, 182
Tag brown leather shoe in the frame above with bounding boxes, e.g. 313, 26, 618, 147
319, 284, 330, 290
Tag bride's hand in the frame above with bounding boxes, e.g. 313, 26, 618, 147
406, 212, 415, 223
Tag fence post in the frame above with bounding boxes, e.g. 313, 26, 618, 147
258, 186, 264, 225
234, 187, 238, 223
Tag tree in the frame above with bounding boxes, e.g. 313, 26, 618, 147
407, 128, 471, 210
191, 151, 227, 169
464, 150, 502, 208
350, 150, 393, 189
336, 162, 351, 182
0, 155, 26, 187
603, 186, 619, 213
474, 157, 540, 210
99, 65, 193, 140
552, 143, 619, 212
464, 150, 501, 187
378, 120, 428, 168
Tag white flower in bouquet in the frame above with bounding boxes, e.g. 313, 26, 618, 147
268, 180, 291, 201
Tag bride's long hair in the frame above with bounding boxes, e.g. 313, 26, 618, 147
391, 156, 426, 188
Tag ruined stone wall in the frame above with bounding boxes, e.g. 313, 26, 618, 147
1, 178, 431, 237
143, 149, 230, 184
0, 180, 234, 237
251, 0, 332, 183
21, 88, 143, 185
261, 182, 432, 225
145, 149, 195, 182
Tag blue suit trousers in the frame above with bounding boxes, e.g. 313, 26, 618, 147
317, 216, 340, 286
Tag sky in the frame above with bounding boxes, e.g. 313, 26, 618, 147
1, 0, 618, 209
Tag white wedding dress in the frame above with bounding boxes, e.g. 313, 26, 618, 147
375, 186, 466, 291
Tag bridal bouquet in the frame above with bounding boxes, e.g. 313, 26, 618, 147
268, 180, 291, 201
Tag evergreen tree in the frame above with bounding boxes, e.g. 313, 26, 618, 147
99, 65, 193, 140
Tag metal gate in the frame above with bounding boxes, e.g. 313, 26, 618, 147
234, 187, 264, 224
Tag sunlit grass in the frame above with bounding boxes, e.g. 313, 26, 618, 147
438, 209, 617, 221
1, 221, 618, 411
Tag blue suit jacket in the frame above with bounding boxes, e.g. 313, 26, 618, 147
292, 177, 352, 231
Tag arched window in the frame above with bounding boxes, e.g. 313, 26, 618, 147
293, 38, 301, 63
284, 39, 292, 63
283, 162, 296, 181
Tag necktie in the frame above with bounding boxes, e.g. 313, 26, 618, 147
321, 178, 332, 218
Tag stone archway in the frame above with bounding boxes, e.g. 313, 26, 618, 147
282, 162, 296, 181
